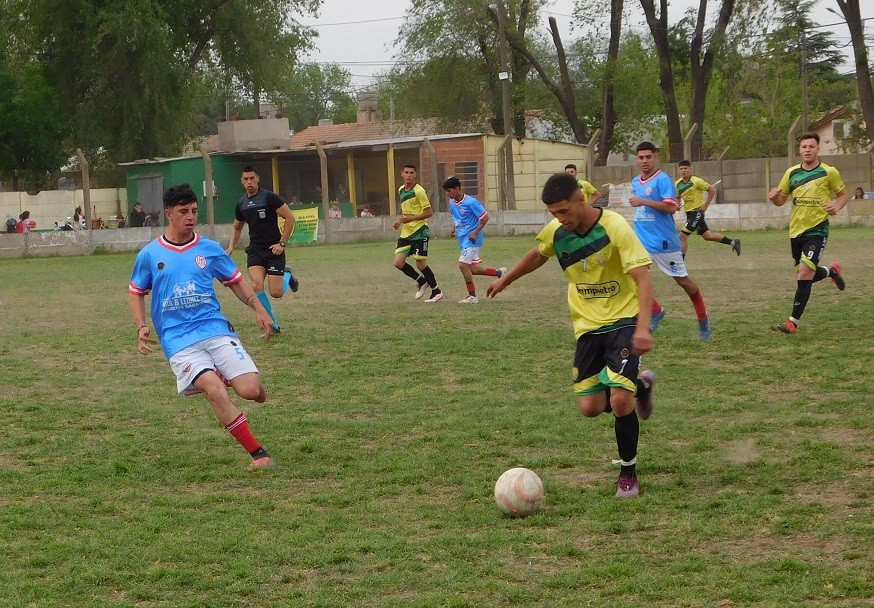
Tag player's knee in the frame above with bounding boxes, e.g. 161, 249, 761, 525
268, 285, 283, 298
577, 395, 605, 417
393, 258, 406, 269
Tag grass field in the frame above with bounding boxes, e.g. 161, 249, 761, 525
0, 226, 871, 607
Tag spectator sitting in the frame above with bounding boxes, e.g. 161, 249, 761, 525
71, 206, 84, 230
854, 187, 865, 200
360, 205, 375, 218
15, 211, 36, 233
328, 201, 342, 219
129, 202, 146, 227
144, 212, 160, 227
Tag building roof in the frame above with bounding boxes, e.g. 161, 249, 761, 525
289, 118, 475, 150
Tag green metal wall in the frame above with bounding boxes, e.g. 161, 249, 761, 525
124, 156, 247, 224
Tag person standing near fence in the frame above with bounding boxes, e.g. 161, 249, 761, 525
767, 132, 847, 335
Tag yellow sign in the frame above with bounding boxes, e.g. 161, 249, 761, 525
279, 206, 319, 244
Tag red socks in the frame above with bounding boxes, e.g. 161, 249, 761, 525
689, 289, 708, 321
484, 268, 499, 276
651, 300, 663, 316
226, 413, 261, 453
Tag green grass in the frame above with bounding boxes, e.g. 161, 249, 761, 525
0, 227, 871, 607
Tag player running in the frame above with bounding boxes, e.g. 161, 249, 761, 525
675, 160, 741, 256
488, 172, 656, 499
129, 184, 276, 470
393, 164, 443, 302
768, 132, 847, 334
444, 176, 506, 303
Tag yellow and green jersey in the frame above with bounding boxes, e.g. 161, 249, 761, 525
398, 183, 431, 239
777, 162, 845, 238
536, 209, 652, 338
577, 179, 597, 204
675, 176, 710, 212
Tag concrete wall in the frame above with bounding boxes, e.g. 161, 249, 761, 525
0, 188, 126, 229
3, 203, 871, 259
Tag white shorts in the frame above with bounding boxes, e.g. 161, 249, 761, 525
168, 335, 259, 396
458, 246, 482, 265
650, 251, 688, 278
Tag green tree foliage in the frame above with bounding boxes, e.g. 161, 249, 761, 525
390, 0, 545, 135
2, 0, 319, 176
273, 63, 357, 131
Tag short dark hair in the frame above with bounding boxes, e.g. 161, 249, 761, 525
799, 132, 820, 144
636, 141, 658, 153
403, 164, 417, 171
443, 176, 461, 189
678, 160, 691, 167
163, 184, 198, 208
242, 165, 259, 175
542, 173, 580, 205
564, 163, 577, 171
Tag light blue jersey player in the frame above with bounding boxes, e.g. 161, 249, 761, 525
444, 177, 506, 304
129, 183, 278, 470
629, 142, 711, 340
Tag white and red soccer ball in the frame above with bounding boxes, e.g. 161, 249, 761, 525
494, 467, 543, 517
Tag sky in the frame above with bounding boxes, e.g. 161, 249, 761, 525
299, 0, 874, 90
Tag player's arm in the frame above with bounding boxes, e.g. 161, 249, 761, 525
400, 205, 433, 224
701, 185, 716, 212
486, 246, 549, 298
229, 279, 274, 342
768, 174, 790, 206
629, 196, 678, 213
824, 188, 848, 216
128, 291, 157, 355
468, 213, 489, 241
588, 188, 602, 205
627, 266, 653, 356
226, 219, 245, 254
272, 204, 295, 254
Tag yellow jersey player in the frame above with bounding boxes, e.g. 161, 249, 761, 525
675, 160, 740, 256
768, 132, 847, 334
564, 164, 602, 205
488, 172, 656, 499
392, 164, 443, 302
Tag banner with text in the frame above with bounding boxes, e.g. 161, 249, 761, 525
282, 205, 319, 244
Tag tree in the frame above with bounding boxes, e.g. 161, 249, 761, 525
273, 64, 356, 131
638, 0, 738, 161
15, 0, 319, 164
393, 0, 545, 135
834, 0, 874, 143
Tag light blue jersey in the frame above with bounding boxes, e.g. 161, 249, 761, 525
631, 170, 681, 254
129, 234, 244, 358
449, 194, 488, 249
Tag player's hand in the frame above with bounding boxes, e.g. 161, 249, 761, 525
632, 327, 652, 356
767, 188, 781, 202
256, 313, 273, 342
392, 220, 401, 230
486, 277, 507, 299
269, 243, 284, 255
225, 246, 233, 256
468, 233, 477, 243
628, 196, 644, 207
824, 203, 841, 216
137, 329, 158, 355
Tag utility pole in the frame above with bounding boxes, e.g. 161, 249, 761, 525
801, 27, 808, 132
496, 0, 516, 210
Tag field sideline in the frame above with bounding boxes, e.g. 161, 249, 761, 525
0, 226, 871, 607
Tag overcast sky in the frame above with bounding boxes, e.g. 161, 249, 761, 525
299, 0, 873, 90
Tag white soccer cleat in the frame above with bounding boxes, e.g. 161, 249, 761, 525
424, 292, 444, 303
459, 295, 479, 304
414, 282, 428, 299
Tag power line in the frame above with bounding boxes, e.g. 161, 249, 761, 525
303, 16, 405, 27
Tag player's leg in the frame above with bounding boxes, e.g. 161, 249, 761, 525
211, 336, 266, 404
247, 250, 279, 332
680, 211, 699, 256
666, 254, 710, 340
458, 247, 480, 302
395, 240, 428, 297
171, 343, 273, 469
701, 225, 741, 255
779, 235, 839, 333
414, 239, 443, 302
264, 248, 286, 299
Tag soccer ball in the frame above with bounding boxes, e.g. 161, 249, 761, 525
494, 467, 543, 517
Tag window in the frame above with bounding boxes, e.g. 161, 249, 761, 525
455, 162, 479, 193
832, 120, 850, 140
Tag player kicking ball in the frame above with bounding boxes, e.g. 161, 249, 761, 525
488, 172, 657, 498
129, 184, 276, 471
444, 176, 506, 303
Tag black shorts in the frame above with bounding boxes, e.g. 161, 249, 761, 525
682, 210, 709, 235
395, 237, 430, 259
245, 244, 287, 275
790, 233, 827, 268
572, 324, 640, 395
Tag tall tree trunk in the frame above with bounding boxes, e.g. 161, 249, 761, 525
640, 0, 684, 161
598, 0, 623, 166
836, 0, 874, 143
